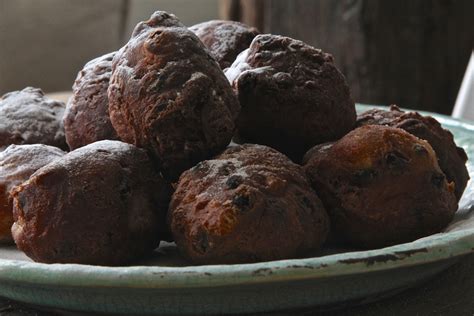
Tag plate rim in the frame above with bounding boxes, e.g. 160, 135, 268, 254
1, 104, 473, 290
0, 230, 473, 290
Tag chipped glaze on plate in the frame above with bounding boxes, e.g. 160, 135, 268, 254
0, 105, 473, 315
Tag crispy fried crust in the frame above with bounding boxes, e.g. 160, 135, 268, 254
0, 87, 67, 150
108, 12, 240, 181
190, 20, 259, 69
11, 140, 170, 266
226, 34, 356, 161
357, 105, 469, 200
64, 52, 119, 150
0, 144, 65, 244
303, 125, 458, 249
169, 144, 330, 264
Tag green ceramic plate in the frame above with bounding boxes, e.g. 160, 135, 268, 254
0, 104, 473, 315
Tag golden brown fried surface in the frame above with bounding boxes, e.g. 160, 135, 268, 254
108, 12, 240, 181
11, 141, 170, 266
303, 125, 458, 249
357, 105, 469, 200
64, 52, 119, 150
169, 144, 330, 264
0, 144, 65, 244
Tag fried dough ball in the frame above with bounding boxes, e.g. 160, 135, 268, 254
357, 105, 469, 200
303, 125, 458, 249
11, 140, 170, 266
0, 144, 65, 244
190, 20, 259, 69
225, 34, 356, 161
64, 52, 119, 150
0, 87, 67, 150
108, 12, 240, 181
169, 144, 329, 264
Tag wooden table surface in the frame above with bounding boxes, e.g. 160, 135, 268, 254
1, 254, 474, 316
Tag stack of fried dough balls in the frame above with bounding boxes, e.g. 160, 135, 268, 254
0, 11, 467, 266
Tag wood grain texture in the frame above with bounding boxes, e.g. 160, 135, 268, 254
219, 0, 264, 31
219, 0, 241, 21
240, 0, 264, 32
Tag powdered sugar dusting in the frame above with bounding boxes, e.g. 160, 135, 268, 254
207, 23, 249, 61
225, 49, 251, 83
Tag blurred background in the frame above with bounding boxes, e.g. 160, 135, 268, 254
0, 0, 473, 114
